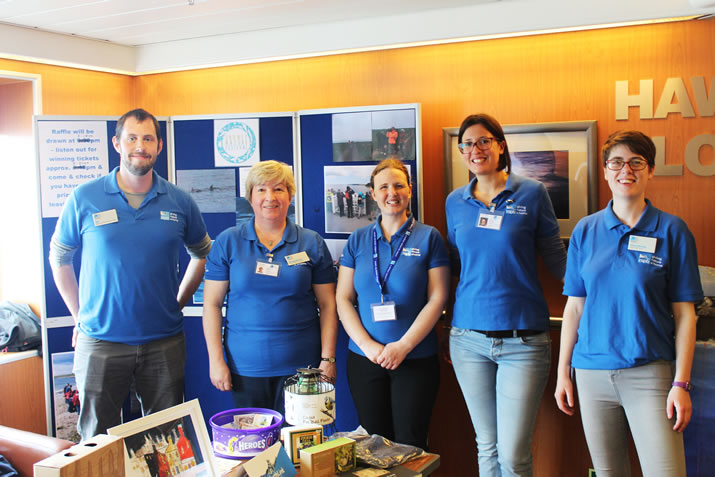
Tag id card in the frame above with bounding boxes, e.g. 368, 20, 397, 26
92, 209, 118, 226
285, 251, 310, 266
371, 301, 397, 322
628, 235, 657, 253
477, 211, 504, 230
255, 261, 280, 277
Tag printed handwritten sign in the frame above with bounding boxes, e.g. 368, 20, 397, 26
38, 121, 109, 217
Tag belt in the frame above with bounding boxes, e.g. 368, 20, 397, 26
472, 329, 543, 338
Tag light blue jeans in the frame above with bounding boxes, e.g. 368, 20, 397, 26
575, 361, 685, 477
450, 327, 551, 477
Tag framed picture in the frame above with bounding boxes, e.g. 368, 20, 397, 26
108, 399, 217, 477
443, 120, 598, 238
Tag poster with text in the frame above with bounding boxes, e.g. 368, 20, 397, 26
38, 121, 109, 217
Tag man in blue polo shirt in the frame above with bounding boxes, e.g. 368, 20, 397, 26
50, 109, 211, 440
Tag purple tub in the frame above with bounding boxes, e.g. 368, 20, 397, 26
209, 408, 284, 459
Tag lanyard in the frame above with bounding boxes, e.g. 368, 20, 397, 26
372, 217, 415, 302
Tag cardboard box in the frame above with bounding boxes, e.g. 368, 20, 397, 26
34, 434, 124, 477
281, 424, 323, 466
299, 437, 356, 477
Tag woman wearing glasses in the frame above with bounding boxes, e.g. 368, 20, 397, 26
445, 114, 566, 476
555, 131, 702, 476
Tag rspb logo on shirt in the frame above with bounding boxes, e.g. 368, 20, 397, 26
160, 211, 179, 222
402, 247, 421, 257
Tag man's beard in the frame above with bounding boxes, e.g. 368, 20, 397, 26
122, 154, 155, 176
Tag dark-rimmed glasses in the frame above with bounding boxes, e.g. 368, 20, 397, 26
458, 137, 499, 153
605, 158, 648, 171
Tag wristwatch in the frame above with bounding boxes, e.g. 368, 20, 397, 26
321, 357, 336, 363
671, 381, 692, 391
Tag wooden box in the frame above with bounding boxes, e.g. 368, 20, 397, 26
34, 434, 124, 477
299, 437, 355, 477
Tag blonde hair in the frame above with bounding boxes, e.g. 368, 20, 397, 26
245, 161, 296, 201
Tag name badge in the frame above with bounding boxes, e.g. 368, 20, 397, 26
371, 301, 397, 322
628, 235, 657, 253
92, 209, 118, 226
477, 211, 504, 230
255, 261, 280, 277
285, 251, 310, 266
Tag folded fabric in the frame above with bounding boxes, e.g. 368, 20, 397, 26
329, 427, 424, 469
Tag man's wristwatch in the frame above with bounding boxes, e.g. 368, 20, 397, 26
672, 381, 692, 391
321, 357, 336, 363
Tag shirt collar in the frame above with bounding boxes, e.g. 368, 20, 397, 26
374, 214, 414, 241
604, 199, 658, 232
242, 217, 298, 244
461, 172, 516, 201
104, 166, 164, 197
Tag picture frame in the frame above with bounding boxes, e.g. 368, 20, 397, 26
107, 399, 218, 477
443, 120, 598, 238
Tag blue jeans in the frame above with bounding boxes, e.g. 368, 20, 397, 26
575, 361, 685, 477
73, 331, 186, 441
450, 327, 550, 477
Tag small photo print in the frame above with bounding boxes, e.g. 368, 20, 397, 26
52, 351, 81, 442
176, 169, 236, 213
370, 109, 416, 163
324, 165, 410, 235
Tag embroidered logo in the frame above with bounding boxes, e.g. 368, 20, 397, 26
505, 205, 528, 215
638, 253, 664, 268
402, 247, 421, 257
160, 211, 179, 222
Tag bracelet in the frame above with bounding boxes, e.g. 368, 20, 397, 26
672, 380, 692, 391
321, 357, 336, 363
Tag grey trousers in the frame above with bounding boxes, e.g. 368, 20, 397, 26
73, 331, 186, 441
575, 360, 685, 477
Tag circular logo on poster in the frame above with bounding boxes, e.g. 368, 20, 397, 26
216, 121, 257, 164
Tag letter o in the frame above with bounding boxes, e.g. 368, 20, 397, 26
685, 134, 715, 176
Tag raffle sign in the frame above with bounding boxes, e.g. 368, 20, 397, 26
38, 121, 109, 218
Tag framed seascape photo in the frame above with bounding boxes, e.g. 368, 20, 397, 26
108, 399, 217, 477
443, 120, 598, 238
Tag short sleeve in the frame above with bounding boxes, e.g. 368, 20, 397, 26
204, 231, 231, 281
535, 182, 560, 238
339, 231, 359, 269
563, 222, 586, 297
311, 236, 337, 284
53, 190, 82, 248
184, 196, 208, 246
427, 228, 450, 270
667, 219, 704, 303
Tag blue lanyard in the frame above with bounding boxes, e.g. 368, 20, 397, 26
372, 217, 415, 302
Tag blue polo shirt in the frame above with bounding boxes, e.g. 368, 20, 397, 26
53, 167, 208, 345
205, 219, 336, 377
339, 217, 449, 359
564, 200, 703, 370
446, 173, 560, 331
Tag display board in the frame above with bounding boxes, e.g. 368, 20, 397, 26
298, 104, 423, 432
171, 113, 297, 427
35, 115, 170, 439
35, 104, 422, 438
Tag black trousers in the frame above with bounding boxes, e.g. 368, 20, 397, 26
230, 373, 292, 417
346, 351, 440, 450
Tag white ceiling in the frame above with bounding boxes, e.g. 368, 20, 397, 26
0, 0, 712, 74
0, 0, 493, 46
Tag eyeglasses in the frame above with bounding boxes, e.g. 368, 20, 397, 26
458, 137, 499, 153
605, 158, 649, 171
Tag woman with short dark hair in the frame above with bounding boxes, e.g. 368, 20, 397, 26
555, 130, 703, 476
